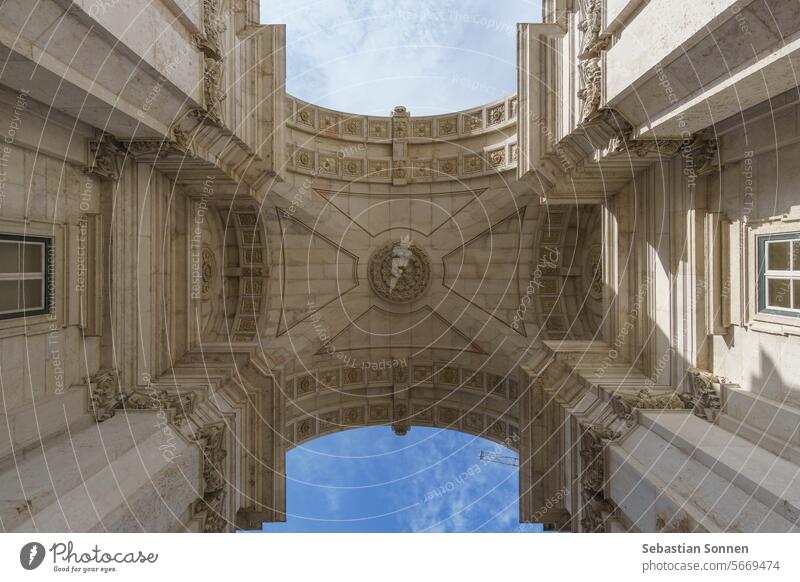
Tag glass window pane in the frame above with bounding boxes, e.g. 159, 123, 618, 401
0, 280, 20, 312
0, 241, 20, 274
21, 279, 43, 310
21, 242, 43, 273
794, 280, 800, 309
768, 241, 791, 271
768, 278, 791, 308
793, 241, 800, 271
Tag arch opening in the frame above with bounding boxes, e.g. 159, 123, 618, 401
261, 426, 537, 532
262, 0, 541, 114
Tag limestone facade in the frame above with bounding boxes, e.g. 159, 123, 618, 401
0, 0, 798, 532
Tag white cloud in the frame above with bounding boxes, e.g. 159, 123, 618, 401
261, 0, 540, 114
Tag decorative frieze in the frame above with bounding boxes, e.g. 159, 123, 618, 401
125, 388, 197, 425
611, 387, 687, 424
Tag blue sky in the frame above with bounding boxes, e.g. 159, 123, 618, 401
259, 426, 540, 533
260, 0, 541, 115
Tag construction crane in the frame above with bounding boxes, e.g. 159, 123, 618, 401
479, 450, 519, 467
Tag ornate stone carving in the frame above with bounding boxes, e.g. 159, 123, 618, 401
578, 422, 621, 532
194, 0, 226, 60
368, 238, 431, 303
392, 402, 410, 436
581, 488, 616, 533
124, 139, 179, 159
125, 388, 197, 425
86, 368, 122, 422
369, 120, 389, 138
488, 149, 505, 167
463, 154, 483, 174
85, 134, 122, 181
202, 56, 226, 125
438, 117, 457, 136
201, 246, 215, 297
585, 242, 603, 299
611, 387, 687, 424
682, 368, 723, 421
577, 0, 609, 124
294, 148, 315, 171
392, 160, 407, 180
413, 120, 431, 137
488, 104, 505, 125
171, 125, 195, 155
392, 106, 409, 139
435, 158, 454, 177
681, 135, 719, 176
580, 423, 620, 493
342, 117, 362, 136
656, 514, 695, 533
368, 160, 389, 178
296, 107, 314, 127
464, 112, 482, 132
413, 160, 433, 177
608, 124, 683, 158
193, 423, 228, 533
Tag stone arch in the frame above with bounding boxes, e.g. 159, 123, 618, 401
196, 202, 271, 342
282, 361, 521, 454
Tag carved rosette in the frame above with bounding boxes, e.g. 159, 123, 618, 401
87, 368, 122, 422
193, 423, 228, 532
368, 240, 431, 303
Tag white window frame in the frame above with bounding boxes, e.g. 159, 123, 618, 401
0, 234, 52, 319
